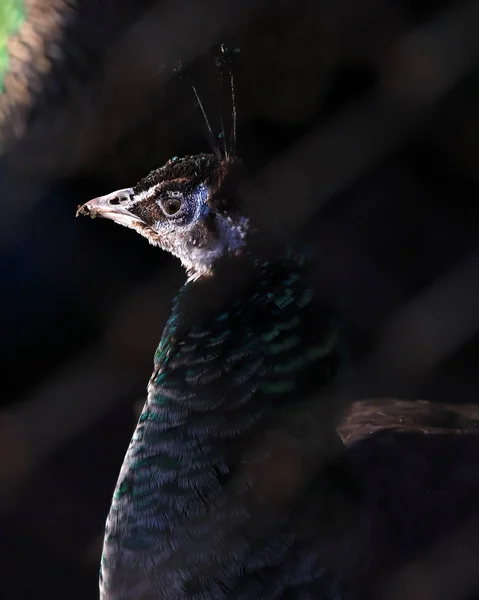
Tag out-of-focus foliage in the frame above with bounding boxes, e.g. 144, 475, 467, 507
0, 0, 23, 83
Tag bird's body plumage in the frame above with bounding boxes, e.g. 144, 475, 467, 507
100, 247, 347, 599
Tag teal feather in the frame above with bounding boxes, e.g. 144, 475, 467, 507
100, 251, 348, 599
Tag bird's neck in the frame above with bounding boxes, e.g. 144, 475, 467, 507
107, 249, 344, 552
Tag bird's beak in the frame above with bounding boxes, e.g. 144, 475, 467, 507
76, 188, 145, 228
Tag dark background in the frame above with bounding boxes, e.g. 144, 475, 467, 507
0, 0, 478, 598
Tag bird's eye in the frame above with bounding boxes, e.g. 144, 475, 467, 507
162, 196, 182, 216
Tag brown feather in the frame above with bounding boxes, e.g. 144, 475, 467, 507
340, 398, 479, 443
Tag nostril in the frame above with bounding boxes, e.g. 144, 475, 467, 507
108, 191, 133, 206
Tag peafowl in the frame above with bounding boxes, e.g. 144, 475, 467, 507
78, 131, 356, 597
78, 124, 479, 599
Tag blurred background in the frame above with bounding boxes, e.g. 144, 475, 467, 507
0, 0, 479, 598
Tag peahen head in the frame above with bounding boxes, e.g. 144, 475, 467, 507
77, 153, 249, 280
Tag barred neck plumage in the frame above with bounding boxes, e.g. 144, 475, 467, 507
100, 248, 347, 598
